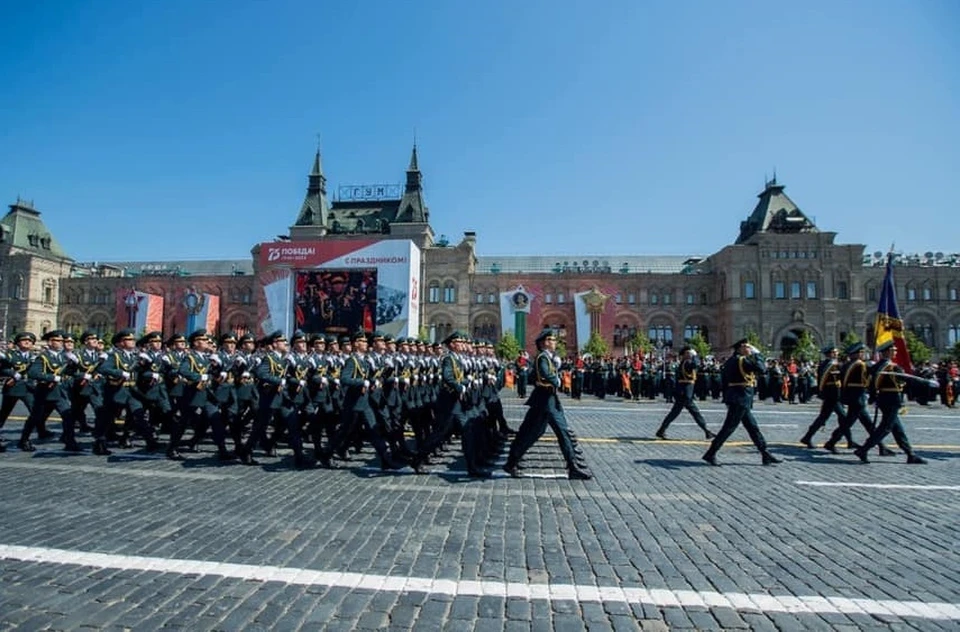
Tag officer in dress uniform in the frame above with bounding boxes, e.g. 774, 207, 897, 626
702, 338, 781, 466
134, 331, 174, 440
94, 329, 160, 455
276, 330, 315, 468
799, 344, 848, 448
69, 331, 104, 438
306, 334, 336, 456
503, 330, 592, 480
21, 330, 81, 452
655, 345, 715, 440
231, 333, 259, 448
0, 332, 38, 451
854, 340, 927, 464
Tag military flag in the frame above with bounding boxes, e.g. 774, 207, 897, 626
874, 254, 913, 373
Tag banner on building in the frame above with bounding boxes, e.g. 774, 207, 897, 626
256, 239, 420, 339
115, 289, 164, 334
499, 286, 532, 350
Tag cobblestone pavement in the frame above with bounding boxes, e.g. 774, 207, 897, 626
1, 395, 958, 631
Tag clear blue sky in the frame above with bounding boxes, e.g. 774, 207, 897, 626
1, 0, 957, 262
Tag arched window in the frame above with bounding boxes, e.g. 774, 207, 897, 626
648, 323, 673, 344
430, 321, 452, 344
443, 281, 456, 303
428, 281, 440, 304
684, 324, 709, 342
473, 316, 498, 342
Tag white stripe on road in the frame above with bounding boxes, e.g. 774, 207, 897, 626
355, 466, 569, 479
0, 544, 956, 620
797, 480, 960, 491
503, 402, 960, 420
0, 461, 238, 481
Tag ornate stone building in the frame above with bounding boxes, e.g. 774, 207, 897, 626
5, 147, 958, 354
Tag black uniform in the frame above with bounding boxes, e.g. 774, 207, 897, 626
656, 354, 713, 439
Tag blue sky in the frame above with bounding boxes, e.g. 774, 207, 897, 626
1, 0, 957, 262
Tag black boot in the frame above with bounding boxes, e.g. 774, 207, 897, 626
93, 439, 112, 456
18, 440, 35, 452
701, 451, 719, 466
761, 451, 782, 465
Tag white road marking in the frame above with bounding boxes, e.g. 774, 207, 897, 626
0, 461, 238, 481
796, 480, 960, 491
0, 544, 956, 620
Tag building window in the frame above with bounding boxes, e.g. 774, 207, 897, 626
627, 293, 635, 305
10, 275, 23, 300
912, 323, 934, 347
949, 324, 960, 347
684, 325, 708, 342
44, 286, 54, 304
922, 287, 932, 301
806, 281, 817, 299
615, 293, 622, 304
648, 325, 673, 344
662, 291, 672, 305
488, 293, 497, 304
650, 293, 658, 305
428, 282, 440, 304
950, 288, 958, 301
790, 282, 801, 299
685, 292, 695, 305
545, 293, 553, 304
443, 282, 456, 303
241, 289, 252, 304
475, 292, 483, 304
867, 286, 877, 302
744, 281, 755, 299
837, 281, 848, 300
558, 293, 565, 304
907, 287, 916, 302
774, 282, 785, 299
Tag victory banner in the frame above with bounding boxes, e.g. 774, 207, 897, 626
257, 239, 420, 339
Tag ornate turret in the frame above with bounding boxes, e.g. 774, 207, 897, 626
290, 150, 331, 239
735, 176, 819, 244
397, 144, 428, 223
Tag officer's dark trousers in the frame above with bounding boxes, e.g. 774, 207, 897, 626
330, 406, 391, 462
803, 398, 849, 442
21, 400, 75, 446
0, 393, 33, 428
658, 394, 708, 433
506, 397, 578, 469
826, 401, 881, 448
705, 402, 767, 456
859, 404, 913, 455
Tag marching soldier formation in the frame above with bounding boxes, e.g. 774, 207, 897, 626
0, 327, 938, 472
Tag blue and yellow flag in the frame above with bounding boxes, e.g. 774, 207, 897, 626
874, 255, 913, 373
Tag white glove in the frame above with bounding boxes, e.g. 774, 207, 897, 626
13, 372, 21, 381
209, 355, 222, 365
281, 378, 287, 387
689, 349, 698, 357
121, 371, 131, 379
152, 372, 161, 380
53, 375, 61, 383
402, 377, 409, 385
242, 371, 251, 379
363, 379, 370, 388
320, 377, 328, 385
334, 378, 340, 385
83, 373, 93, 380
139, 353, 151, 362
200, 374, 210, 382
299, 379, 306, 387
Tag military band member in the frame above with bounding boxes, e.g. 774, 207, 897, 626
0, 332, 38, 451
655, 345, 715, 440
504, 330, 592, 480
21, 331, 80, 451
702, 338, 781, 466
854, 340, 927, 464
